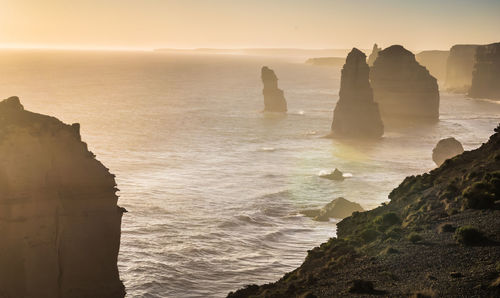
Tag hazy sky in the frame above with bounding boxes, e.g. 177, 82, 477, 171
1, 0, 499, 50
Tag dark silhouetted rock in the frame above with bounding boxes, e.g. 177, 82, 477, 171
320, 168, 344, 181
305, 57, 345, 67
416, 50, 450, 82
331, 48, 384, 138
367, 43, 381, 66
469, 42, 500, 100
0, 97, 125, 297
445, 44, 479, 93
300, 197, 364, 221
370, 45, 439, 121
261, 66, 287, 112
432, 137, 464, 166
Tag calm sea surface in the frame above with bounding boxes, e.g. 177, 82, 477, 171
0, 50, 499, 297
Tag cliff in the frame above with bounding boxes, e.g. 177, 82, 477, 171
229, 123, 500, 297
445, 44, 479, 93
370, 45, 440, 121
469, 42, 500, 100
367, 43, 381, 67
416, 50, 449, 82
305, 57, 346, 67
261, 67, 287, 112
330, 48, 384, 138
0, 97, 125, 298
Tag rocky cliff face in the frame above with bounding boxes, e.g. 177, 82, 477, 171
367, 43, 381, 66
445, 44, 479, 93
416, 50, 449, 82
229, 124, 500, 297
330, 48, 384, 138
261, 66, 287, 112
469, 42, 500, 100
0, 97, 125, 298
370, 45, 439, 121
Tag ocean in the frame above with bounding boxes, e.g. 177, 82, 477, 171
0, 50, 498, 297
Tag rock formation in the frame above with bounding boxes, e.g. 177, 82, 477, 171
229, 123, 500, 297
416, 50, 449, 82
367, 43, 381, 66
0, 97, 125, 297
330, 48, 384, 138
261, 66, 287, 112
469, 42, 500, 100
445, 44, 479, 92
319, 168, 344, 181
370, 45, 439, 121
300, 197, 364, 222
432, 137, 464, 166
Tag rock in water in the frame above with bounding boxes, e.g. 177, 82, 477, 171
0, 97, 125, 297
469, 42, 500, 100
445, 44, 479, 93
432, 137, 464, 166
261, 66, 287, 112
370, 45, 439, 121
300, 197, 364, 222
330, 48, 384, 138
320, 168, 345, 181
367, 43, 381, 66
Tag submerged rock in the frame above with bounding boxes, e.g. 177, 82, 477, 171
432, 137, 464, 166
0, 97, 125, 297
261, 66, 287, 112
370, 45, 439, 121
330, 48, 384, 138
416, 50, 450, 82
367, 43, 381, 66
469, 42, 500, 100
319, 168, 345, 181
445, 44, 479, 93
300, 197, 364, 221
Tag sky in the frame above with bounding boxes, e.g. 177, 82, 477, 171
1, 0, 499, 51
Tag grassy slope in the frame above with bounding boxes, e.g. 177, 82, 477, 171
229, 124, 500, 297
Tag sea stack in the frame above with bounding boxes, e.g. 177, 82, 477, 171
469, 42, 500, 100
445, 44, 479, 92
432, 137, 464, 166
370, 45, 439, 121
367, 43, 381, 66
0, 97, 125, 297
261, 66, 287, 112
330, 48, 384, 138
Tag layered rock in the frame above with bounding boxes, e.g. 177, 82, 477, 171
416, 50, 449, 82
432, 137, 464, 166
445, 44, 479, 92
300, 197, 364, 222
261, 66, 287, 112
367, 43, 381, 66
0, 97, 125, 297
330, 48, 384, 138
469, 42, 500, 99
370, 45, 439, 121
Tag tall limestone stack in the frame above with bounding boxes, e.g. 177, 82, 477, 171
0, 97, 125, 297
261, 66, 287, 112
331, 48, 384, 138
469, 42, 500, 100
370, 45, 439, 121
445, 44, 479, 92
367, 43, 381, 66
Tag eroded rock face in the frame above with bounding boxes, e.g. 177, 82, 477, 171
416, 50, 449, 82
432, 137, 464, 166
261, 66, 287, 112
0, 97, 125, 298
331, 48, 384, 138
300, 197, 364, 222
370, 45, 439, 121
367, 44, 381, 67
445, 44, 479, 93
469, 42, 500, 100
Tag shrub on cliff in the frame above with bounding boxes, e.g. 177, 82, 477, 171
454, 226, 485, 246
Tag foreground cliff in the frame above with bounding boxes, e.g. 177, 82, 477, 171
370, 45, 440, 121
261, 67, 287, 112
330, 48, 384, 138
469, 42, 500, 100
229, 124, 500, 297
445, 44, 479, 93
0, 97, 125, 297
